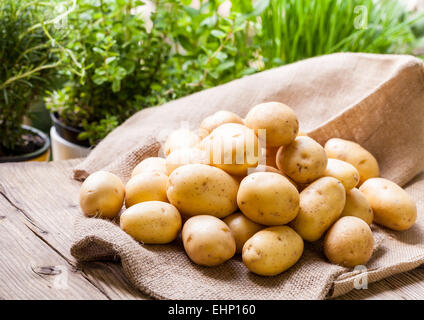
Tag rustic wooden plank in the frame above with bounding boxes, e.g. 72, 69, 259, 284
0, 195, 107, 300
0, 159, 147, 300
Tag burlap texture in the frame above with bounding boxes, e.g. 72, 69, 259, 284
71, 53, 424, 299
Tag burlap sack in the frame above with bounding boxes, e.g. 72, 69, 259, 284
71, 52, 424, 299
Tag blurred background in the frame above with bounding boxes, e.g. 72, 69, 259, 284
1, 0, 424, 162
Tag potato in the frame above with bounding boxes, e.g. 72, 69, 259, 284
164, 129, 200, 156
359, 178, 417, 231
165, 147, 209, 174
182, 215, 236, 266
263, 147, 278, 168
324, 138, 379, 184
245, 102, 299, 147
79, 171, 125, 219
276, 136, 328, 184
199, 110, 244, 139
324, 158, 360, 190
131, 157, 167, 177
324, 216, 374, 267
125, 171, 168, 208
242, 226, 303, 276
120, 201, 182, 244
167, 164, 238, 218
291, 177, 345, 241
248, 164, 298, 189
341, 188, 373, 225
223, 212, 264, 253
200, 123, 259, 176
237, 172, 299, 225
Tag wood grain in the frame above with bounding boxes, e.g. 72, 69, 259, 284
0, 159, 423, 300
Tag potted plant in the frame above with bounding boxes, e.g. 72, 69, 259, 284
46, 0, 172, 160
0, 0, 63, 163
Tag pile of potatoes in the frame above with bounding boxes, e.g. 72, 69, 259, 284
79, 102, 418, 276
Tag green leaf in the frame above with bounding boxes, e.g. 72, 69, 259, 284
211, 29, 226, 39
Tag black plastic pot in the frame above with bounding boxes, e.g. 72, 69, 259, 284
50, 112, 90, 147
0, 125, 51, 163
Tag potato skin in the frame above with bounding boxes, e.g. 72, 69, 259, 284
245, 102, 299, 147
164, 129, 200, 156
359, 178, 417, 231
199, 110, 244, 139
242, 226, 304, 276
237, 172, 299, 225
200, 123, 259, 176
224, 212, 264, 254
131, 157, 167, 177
291, 177, 346, 241
324, 138, 379, 184
324, 216, 374, 267
125, 171, 168, 208
263, 147, 278, 168
325, 158, 360, 190
120, 201, 182, 244
182, 215, 236, 266
341, 188, 373, 225
276, 136, 328, 184
79, 171, 125, 219
167, 164, 238, 218
165, 147, 209, 174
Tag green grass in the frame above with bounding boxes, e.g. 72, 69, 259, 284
257, 0, 424, 67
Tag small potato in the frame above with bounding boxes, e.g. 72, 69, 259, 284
224, 212, 264, 253
200, 123, 259, 176
325, 138, 379, 184
164, 129, 200, 156
167, 164, 238, 218
341, 188, 373, 225
291, 177, 346, 241
182, 215, 236, 266
165, 147, 209, 174
324, 216, 374, 267
325, 158, 360, 190
245, 102, 299, 147
199, 110, 244, 139
125, 171, 168, 208
238, 172, 299, 225
276, 136, 328, 184
131, 157, 168, 177
120, 201, 182, 244
262, 147, 279, 168
242, 226, 304, 276
79, 171, 125, 219
359, 178, 417, 231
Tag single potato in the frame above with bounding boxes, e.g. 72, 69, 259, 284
324, 158, 360, 190
79, 171, 125, 219
242, 226, 304, 276
244, 102, 299, 147
167, 164, 238, 218
131, 157, 168, 177
165, 147, 209, 174
164, 128, 200, 156
224, 212, 264, 254
125, 171, 168, 208
324, 216, 374, 267
237, 172, 299, 225
276, 136, 328, 184
291, 177, 346, 241
341, 188, 373, 225
182, 215, 236, 266
120, 201, 182, 244
200, 123, 259, 176
324, 138, 379, 184
359, 178, 417, 231
199, 110, 244, 139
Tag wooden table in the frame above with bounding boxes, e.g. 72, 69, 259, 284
1, 159, 424, 300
